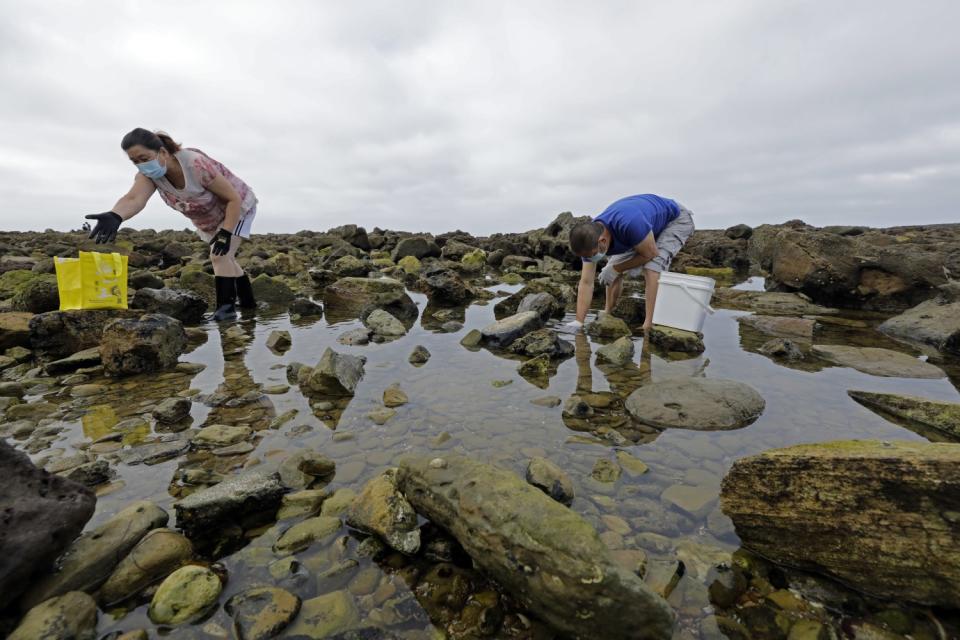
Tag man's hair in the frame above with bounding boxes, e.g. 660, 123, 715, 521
569, 222, 604, 255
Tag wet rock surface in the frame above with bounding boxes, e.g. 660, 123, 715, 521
346, 468, 420, 554
721, 440, 960, 607
100, 313, 187, 376
397, 455, 675, 639
626, 377, 766, 430
131, 287, 207, 324
812, 344, 944, 378
9, 591, 98, 640
848, 390, 960, 440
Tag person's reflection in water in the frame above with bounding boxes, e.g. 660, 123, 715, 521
202, 317, 276, 431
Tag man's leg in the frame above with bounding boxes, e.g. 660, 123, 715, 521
642, 268, 659, 330
638, 206, 695, 329
604, 277, 624, 314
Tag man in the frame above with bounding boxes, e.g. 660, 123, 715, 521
565, 194, 694, 331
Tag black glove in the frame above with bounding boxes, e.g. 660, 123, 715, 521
84, 211, 123, 244
209, 228, 233, 256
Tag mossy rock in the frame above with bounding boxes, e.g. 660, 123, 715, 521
11, 275, 59, 313
397, 255, 422, 275
0, 270, 39, 299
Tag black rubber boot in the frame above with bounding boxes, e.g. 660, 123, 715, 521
210, 276, 238, 321
236, 273, 257, 309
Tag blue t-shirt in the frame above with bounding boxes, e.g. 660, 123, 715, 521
586, 194, 680, 259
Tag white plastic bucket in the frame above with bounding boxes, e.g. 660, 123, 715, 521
652, 272, 716, 333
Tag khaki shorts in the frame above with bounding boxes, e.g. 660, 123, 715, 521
609, 205, 694, 276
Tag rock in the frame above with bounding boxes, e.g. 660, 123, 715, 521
279, 451, 336, 490
175, 469, 286, 540
480, 310, 542, 348
192, 424, 251, 448
596, 336, 635, 365
160, 241, 193, 266
9, 591, 97, 640
712, 289, 837, 316
461, 248, 487, 271
0, 381, 24, 398
332, 255, 369, 277
278, 489, 329, 519
493, 279, 574, 319
288, 296, 323, 317
525, 456, 575, 505
226, 586, 302, 640
878, 296, 960, 355
148, 565, 222, 625
100, 313, 187, 376
397, 255, 421, 274
459, 329, 483, 348
725, 224, 753, 240
848, 390, 960, 441
587, 313, 632, 339
647, 325, 704, 353
131, 288, 207, 324
363, 309, 406, 337
324, 277, 417, 324
737, 315, 817, 340
616, 451, 649, 477
507, 328, 574, 360
98, 529, 193, 606
64, 460, 112, 486
0, 311, 32, 350
22, 500, 168, 609
179, 268, 216, 305
274, 516, 341, 554
812, 345, 944, 378
759, 338, 804, 360
397, 456, 674, 639
251, 273, 296, 304
284, 590, 360, 638
130, 270, 164, 289
625, 378, 766, 430
337, 327, 371, 345
439, 320, 463, 333
29, 309, 141, 360
303, 347, 366, 396
422, 266, 473, 305
517, 353, 551, 381
152, 397, 191, 424
592, 458, 622, 483
10, 275, 59, 313
408, 345, 430, 365
321, 488, 357, 517
440, 239, 477, 261
720, 440, 960, 607
517, 292, 558, 323
383, 384, 408, 407
44, 346, 102, 375
0, 440, 96, 609
266, 330, 292, 353
391, 236, 441, 261
346, 468, 420, 554
661, 484, 716, 518
530, 395, 562, 408
328, 224, 372, 250
367, 407, 396, 425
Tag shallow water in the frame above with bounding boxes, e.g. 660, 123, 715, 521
21, 278, 960, 638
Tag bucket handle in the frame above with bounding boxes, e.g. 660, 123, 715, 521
679, 283, 716, 315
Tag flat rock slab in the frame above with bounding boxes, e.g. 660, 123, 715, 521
720, 440, 960, 607
737, 315, 817, 340
848, 390, 960, 441
625, 378, 765, 430
712, 289, 837, 316
175, 469, 286, 539
397, 455, 674, 640
812, 345, 944, 379
878, 298, 960, 355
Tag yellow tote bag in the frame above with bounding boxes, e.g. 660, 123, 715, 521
54, 251, 129, 310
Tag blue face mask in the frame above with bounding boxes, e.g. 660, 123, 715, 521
137, 151, 167, 179
584, 251, 606, 263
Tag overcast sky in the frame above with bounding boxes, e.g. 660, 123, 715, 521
1, 1, 957, 236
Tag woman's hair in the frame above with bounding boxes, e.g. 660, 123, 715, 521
120, 128, 181, 154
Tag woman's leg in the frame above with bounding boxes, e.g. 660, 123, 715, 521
210, 234, 244, 277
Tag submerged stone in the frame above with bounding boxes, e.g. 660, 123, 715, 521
226, 587, 302, 640
812, 345, 944, 378
9, 591, 97, 640
346, 468, 420, 554
303, 347, 366, 396
148, 565, 222, 625
626, 378, 765, 430
525, 456, 575, 505
848, 390, 960, 441
596, 336, 635, 365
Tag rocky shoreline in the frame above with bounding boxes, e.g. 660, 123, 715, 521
2, 217, 960, 638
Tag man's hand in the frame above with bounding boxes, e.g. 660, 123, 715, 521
209, 228, 233, 256
84, 212, 123, 244
598, 262, 620, 287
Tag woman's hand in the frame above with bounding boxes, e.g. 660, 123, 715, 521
209, 228, 233, 256
85, 212, 123, 243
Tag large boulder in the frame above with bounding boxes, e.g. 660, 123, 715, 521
174, 469, 286, 540
507, 328, 574, 359
848, 390, 960, 441
100, 313, 187, 376
720, 440, 960, 607
391, 235, 441, 261
878, 295, 960, 355
0, 440, 96, 610
346, 468, 420, 554
303, 347, 366, 396
397, 456, 674, 639
323, 277, 417, 324
421, 266, 473, 305
21, 500, 168, 610
674, 229, 749, 271
251, 274, 296, 305
29, 309, 141, 360
625, 378, 765, 430
712, 289, 837, 316
10, 274, 59, 313
0, 311, 33, 350
131, 287, 207, 324
363, 309, 406, 338
480, 311, 542, 349
328, 224, 371, 251
494, 279, 574, 319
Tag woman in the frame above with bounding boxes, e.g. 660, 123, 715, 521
86, 128, 258, 321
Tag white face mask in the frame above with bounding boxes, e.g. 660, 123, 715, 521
584, 238, 608, 263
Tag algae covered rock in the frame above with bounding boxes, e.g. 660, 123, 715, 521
596, 336, 635, 365
525, 456, 575, 505
587, 312, 631, 339
647, 325, 705, 353
346, 468, 420, 554
9, 591, 97, 640
226, 586, 301, 640
626, 378, 765, 430
363, 309, 406, 338
131, 287, 207, 324
98, 528, 193, 606
100, 313, 187, 376
720, 440, 960, 607
148, 565, 222, 625
848, 390, 960, 441
878, 296, 960, 355
397, 455, 675, 640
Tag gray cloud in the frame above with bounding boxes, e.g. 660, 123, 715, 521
0, 0, 957, 236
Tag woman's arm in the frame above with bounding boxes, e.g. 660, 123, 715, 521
111, 173, 156, 220
205, 174, 242, 232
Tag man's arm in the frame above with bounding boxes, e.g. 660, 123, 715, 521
614, 232, 659, 273
575, 261, 596, 323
